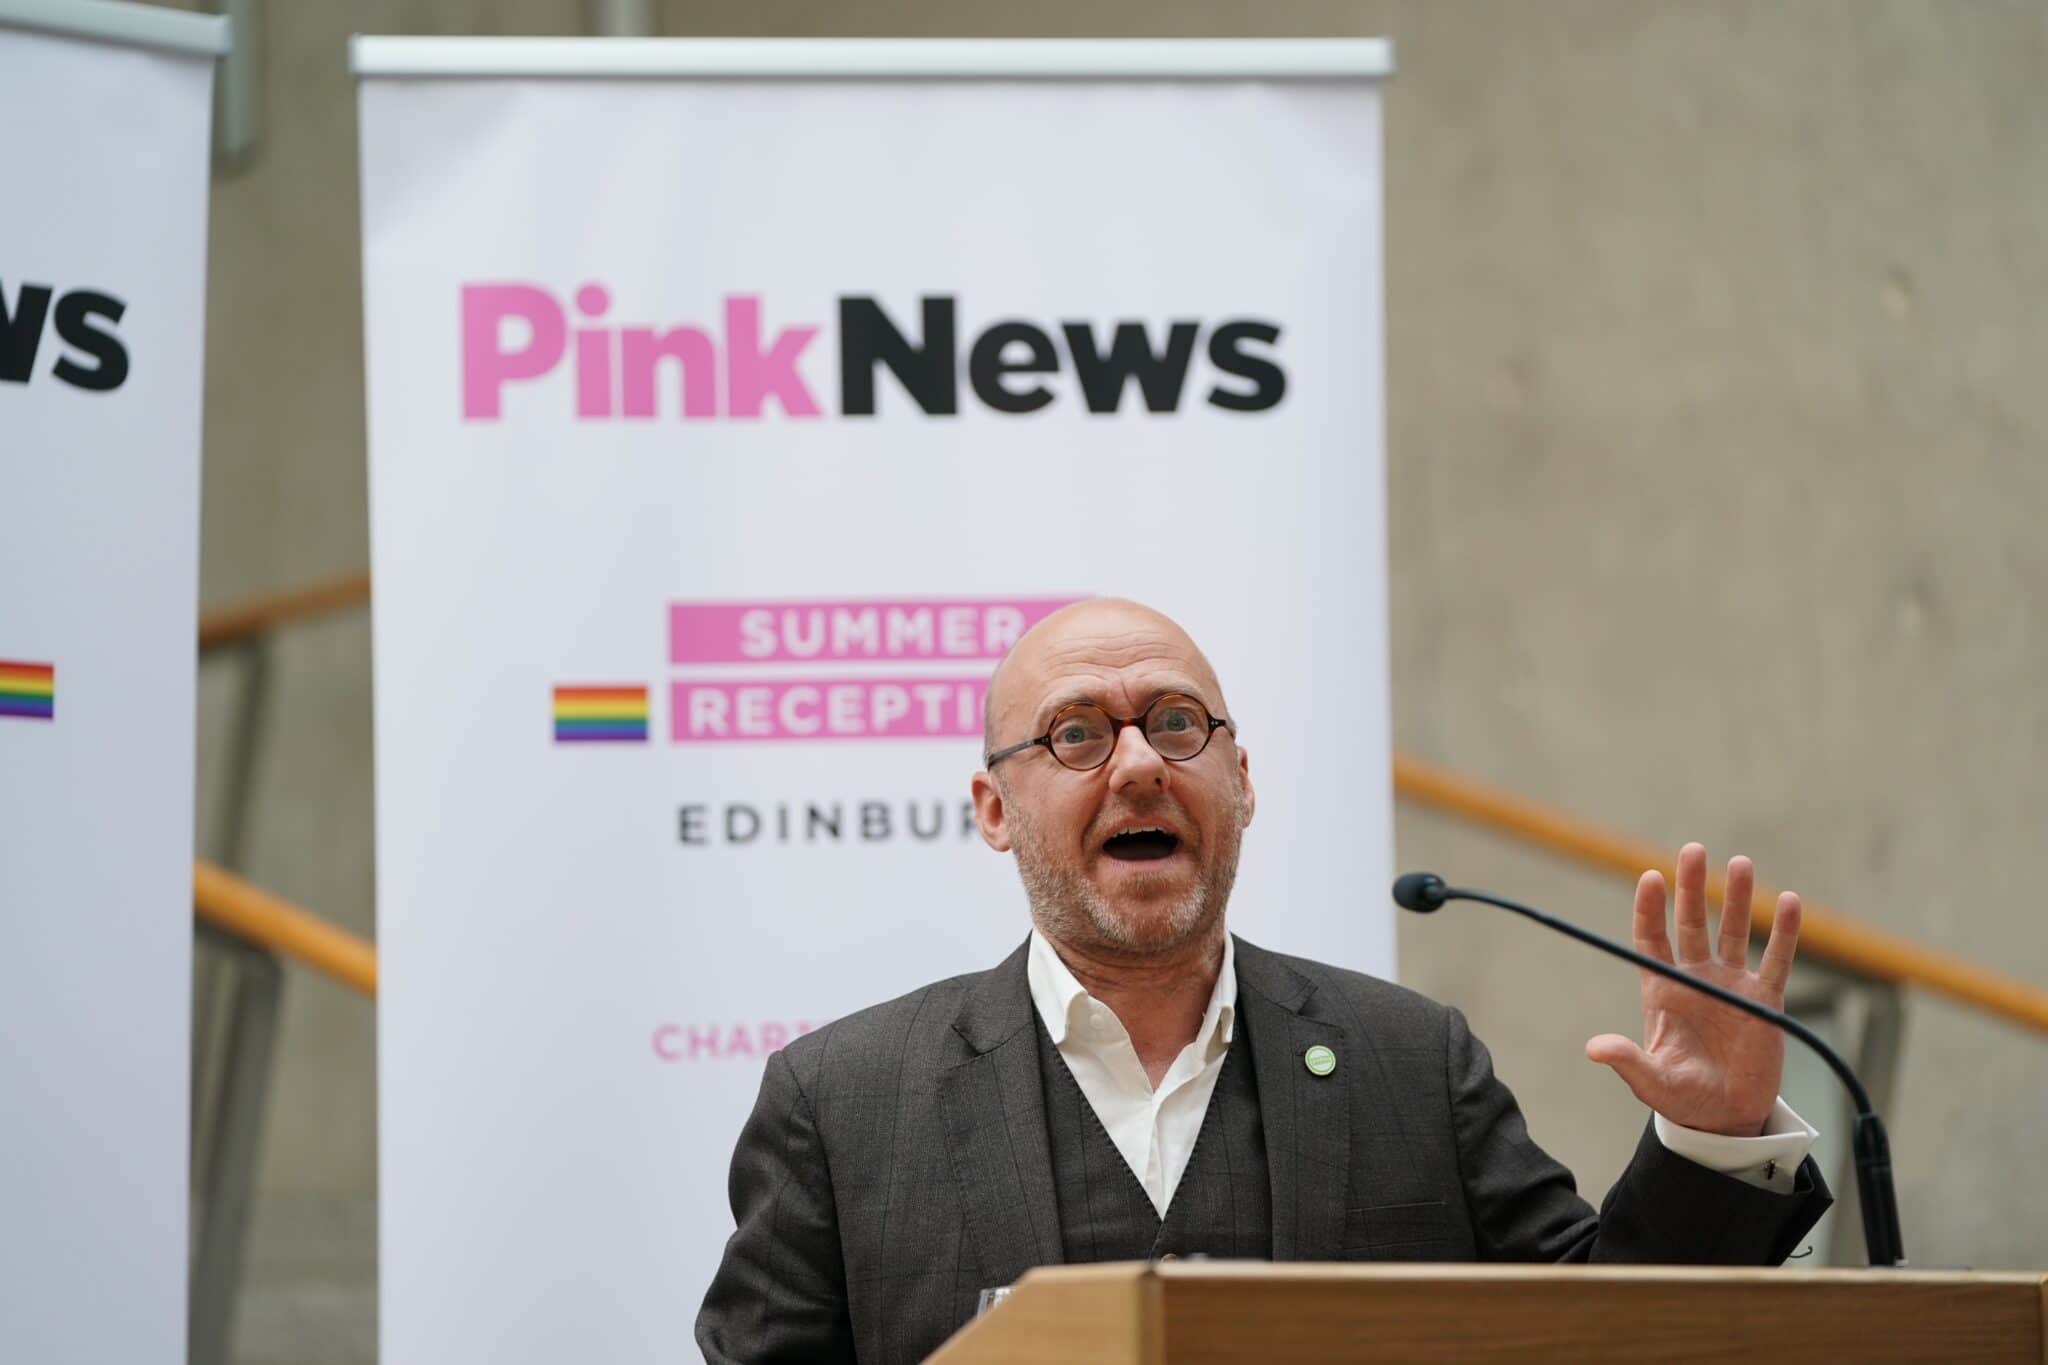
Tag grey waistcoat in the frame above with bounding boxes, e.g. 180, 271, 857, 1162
1036, 1011, 1274, 1264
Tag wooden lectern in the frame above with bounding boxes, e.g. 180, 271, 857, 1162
928, 1261, 2048, 1363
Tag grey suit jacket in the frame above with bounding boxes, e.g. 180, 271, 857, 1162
697, 936, 1830, 1364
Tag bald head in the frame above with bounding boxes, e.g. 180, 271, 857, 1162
982, 598, 1231, 764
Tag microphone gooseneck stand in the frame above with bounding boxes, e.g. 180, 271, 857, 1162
1392, 871, 1905, 1268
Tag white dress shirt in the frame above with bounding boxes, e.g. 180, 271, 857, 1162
1026, 929, 1818, 1218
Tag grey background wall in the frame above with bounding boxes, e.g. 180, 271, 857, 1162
185, 0, 2046, 1353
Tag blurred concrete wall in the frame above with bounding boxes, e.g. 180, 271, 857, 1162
195, 0, 2047, 1290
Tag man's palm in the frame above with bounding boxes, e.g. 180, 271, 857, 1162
1585, 844, 1802, 1137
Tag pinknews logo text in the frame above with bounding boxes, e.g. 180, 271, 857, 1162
463, 288, 1287, 420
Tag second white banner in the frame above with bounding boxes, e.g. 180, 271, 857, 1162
360, 45, 1392, 1363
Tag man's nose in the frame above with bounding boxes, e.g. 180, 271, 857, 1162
1104, 722, 1168, 790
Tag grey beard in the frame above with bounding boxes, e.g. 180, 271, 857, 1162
1008, 788, 1247, 957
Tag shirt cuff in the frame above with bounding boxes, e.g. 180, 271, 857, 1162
1653, 1097, 1818, 1195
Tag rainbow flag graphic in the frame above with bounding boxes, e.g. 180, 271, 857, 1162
0, 660, 55, 722
553, 684, 648, 743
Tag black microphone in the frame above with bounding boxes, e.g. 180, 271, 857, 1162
1394, 871, 1905, 1268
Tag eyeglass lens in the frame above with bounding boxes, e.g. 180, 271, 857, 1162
1047, 695, 1213, 770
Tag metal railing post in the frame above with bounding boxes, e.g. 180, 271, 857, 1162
1824, 982, 1907, 1266
189, 923, 284, 1365
212, 637, 274, 872
1781, 963, 1910, 1267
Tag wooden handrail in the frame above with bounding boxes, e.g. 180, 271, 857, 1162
197, 570, 370, 651
1394, 752, 2048, 1035
193, 758, 2048, 1032
186, 571, 2048, 1035
194, 859, 377, 997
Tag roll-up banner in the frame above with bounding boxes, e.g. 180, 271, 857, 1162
0, 2, 226, 1361
356, 37, 1393, 1362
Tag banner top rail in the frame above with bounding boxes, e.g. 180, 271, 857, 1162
349, 36, 1393, 81
0, 0, 229, 57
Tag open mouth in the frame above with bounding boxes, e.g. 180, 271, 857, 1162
1102, 827, 1182, 862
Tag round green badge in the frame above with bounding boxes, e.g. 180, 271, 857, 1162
1304, 1045, 1337, 1077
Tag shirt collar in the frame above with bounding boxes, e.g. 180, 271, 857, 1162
1027, 927, 1237, 1050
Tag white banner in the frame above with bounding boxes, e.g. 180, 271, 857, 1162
359, 39, 1392, 1364
0, 4, 224, 1362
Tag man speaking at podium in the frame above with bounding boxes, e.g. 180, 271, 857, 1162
697, 599, 1831, 1364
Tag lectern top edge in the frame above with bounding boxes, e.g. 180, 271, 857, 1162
1110, 1259, 2048, 1290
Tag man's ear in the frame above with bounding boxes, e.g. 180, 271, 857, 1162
970, 770, 1012, 852
1238, 745, 1256, 828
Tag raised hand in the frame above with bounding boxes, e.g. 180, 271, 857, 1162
1585, 843, 1802, 1137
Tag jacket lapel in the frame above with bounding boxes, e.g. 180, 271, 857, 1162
936, 940, 1064, 1282
1236, 937, 1351, 1260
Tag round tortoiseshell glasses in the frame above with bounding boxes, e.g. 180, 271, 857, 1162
984, 692, 1232, 772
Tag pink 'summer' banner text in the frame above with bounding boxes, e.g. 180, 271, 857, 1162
669, 598, 1079, 665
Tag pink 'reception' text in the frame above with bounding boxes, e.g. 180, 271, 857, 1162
672, 677, 988, 742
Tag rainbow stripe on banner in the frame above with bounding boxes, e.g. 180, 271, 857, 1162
553, 684, 648, 743
0, 660, 55, 721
